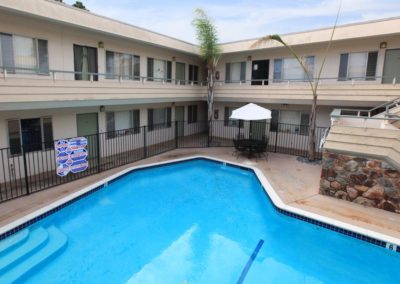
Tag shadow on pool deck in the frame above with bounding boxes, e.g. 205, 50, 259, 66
0, 148, 399, 240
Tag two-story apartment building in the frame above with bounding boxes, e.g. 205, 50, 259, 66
0, 0, 399, 155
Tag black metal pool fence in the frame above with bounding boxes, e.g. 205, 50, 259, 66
0, 120, 327, 202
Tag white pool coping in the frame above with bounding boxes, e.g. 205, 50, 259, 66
0, 155, 399, 250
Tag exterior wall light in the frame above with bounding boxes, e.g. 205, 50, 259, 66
98, 41, 104, 48
172, 56, 176, 61
247, 56, 252, 61
214, 109, 219, 119
380, 42, 387, 49
215, 71, 220, 80
99, 105, 105, 112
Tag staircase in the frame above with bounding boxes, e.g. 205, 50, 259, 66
328, 98, 400, 168
321, 99, 400, 213
0, 226, 68, 283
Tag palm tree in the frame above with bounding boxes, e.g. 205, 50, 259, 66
251, 4, 341, 161
192, 9, 221, 122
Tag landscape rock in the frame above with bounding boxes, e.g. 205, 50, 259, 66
330, 181, 342, 190
353, 196, 376, 207
334, 190, 349, 200
319, 151, 400, 214
362, 184, 385, 200
346, 186, 359, 200
354, 185, 369, 192
349, 174, 367, 184
344, 160, 358, 172
378, 200, 397, 212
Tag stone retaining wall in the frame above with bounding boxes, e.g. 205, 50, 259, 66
320, 151, 400, 213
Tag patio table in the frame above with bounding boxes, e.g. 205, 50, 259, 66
236, 139, 265, 158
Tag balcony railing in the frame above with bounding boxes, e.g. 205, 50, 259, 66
0, 66, 203, 86
331, 97, 400, 119
1, 66, 398, 87
216, 76, 398, 86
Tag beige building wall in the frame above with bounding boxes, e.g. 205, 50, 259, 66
217, 35, 400, 85
0, 101, 207, 149
213, 102, 334, 127
0, 11, 203, 82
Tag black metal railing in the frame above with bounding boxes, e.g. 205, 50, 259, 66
0, 120, 327, 202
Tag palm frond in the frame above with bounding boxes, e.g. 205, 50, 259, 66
192, 8, 221, 65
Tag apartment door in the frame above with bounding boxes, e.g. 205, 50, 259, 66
175, 106, 184, 137
382, 49, 400, 84
176, 62, 185, 85
251, 60, 269, 85
77, 113, 99, 163
73, 44, 98, 81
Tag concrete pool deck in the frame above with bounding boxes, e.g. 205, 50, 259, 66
0, 148, 399, 240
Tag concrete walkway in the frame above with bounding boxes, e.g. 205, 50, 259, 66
1, 148, 399, 240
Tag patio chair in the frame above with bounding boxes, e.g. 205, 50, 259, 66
232, 139, 245, 159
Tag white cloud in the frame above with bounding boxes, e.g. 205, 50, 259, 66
64, 0, 400, 43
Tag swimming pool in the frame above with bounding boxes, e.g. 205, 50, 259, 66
0, 158, 399, 283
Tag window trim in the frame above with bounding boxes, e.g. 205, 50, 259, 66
147, 107, 172, 131
338, 50, 379, 81
73, 44, 98, 81
225, 61, 246, 83
224, 106, 243, 127
105, 50, 140, 80
106, 110, 141, 139
147, 57, 172, 83
0, 33, 50, 75
188, 64, 199, 84
7, 116, 54, 155
273, 56, 315, 82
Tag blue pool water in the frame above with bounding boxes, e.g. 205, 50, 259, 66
1, 158, 399, 283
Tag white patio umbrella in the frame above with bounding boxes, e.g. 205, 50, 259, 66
230, 103, 271, 120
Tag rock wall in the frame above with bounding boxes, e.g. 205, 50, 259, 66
320, 151, 400, 213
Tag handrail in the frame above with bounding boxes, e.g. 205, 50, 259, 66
0, 66, 203, 86
331, 96, 400, 120
0, 65, 398, 86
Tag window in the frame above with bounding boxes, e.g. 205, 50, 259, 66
147, 107, 171, 131
224, 107, 243, 127
147, 58, 172, 82
188, 105, 198, 124
338, 51, 378, 81
8, 117, 53, 155
73, 44, 98, 81
175, 62, 185, 85
275, 110, 309, 135
106, 51, 140, 80
226, 62, 246, 83
273, 56, 314, 82
189, 64, 199, 84
106, 110, 140, 138
0, 33, 49, 74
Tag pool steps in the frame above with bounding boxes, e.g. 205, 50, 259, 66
0, 226, 67, 283
0, 229, 29, 256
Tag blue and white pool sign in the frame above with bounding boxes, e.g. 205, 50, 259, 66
55, 137, 89, 177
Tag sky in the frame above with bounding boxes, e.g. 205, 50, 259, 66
64, 0, 400, 44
